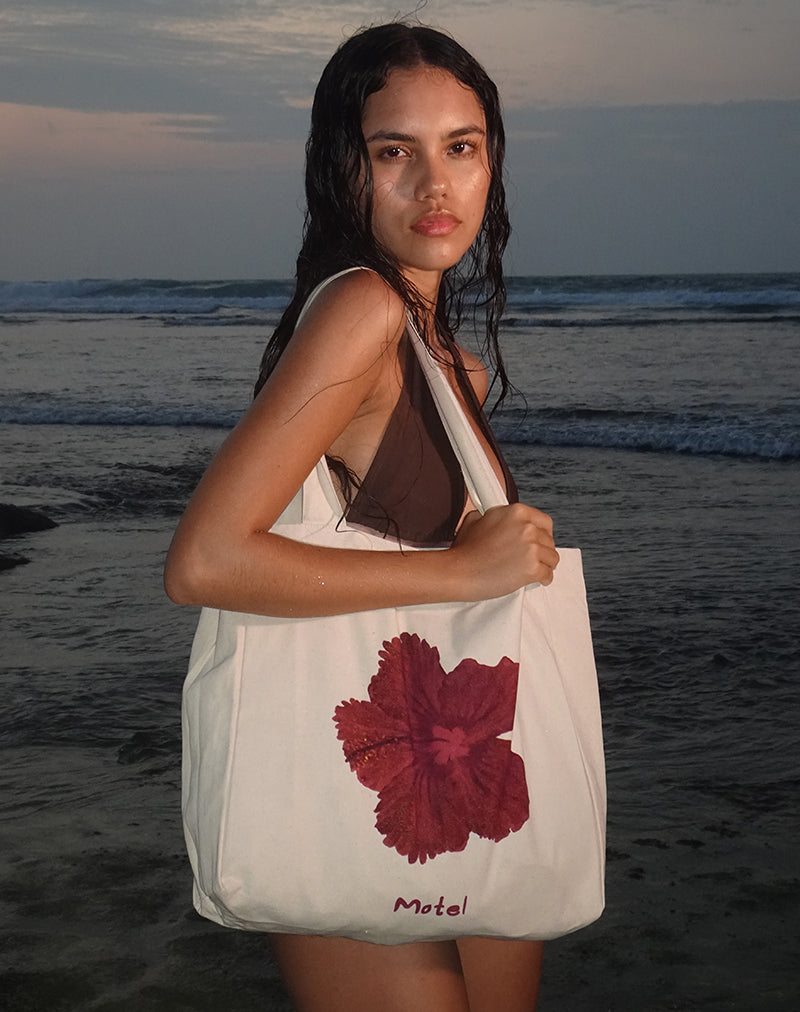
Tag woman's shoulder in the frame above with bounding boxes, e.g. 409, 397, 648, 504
296, 268, 407, 355
454, 344, 490, 403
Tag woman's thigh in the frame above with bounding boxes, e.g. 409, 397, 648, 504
269, 933, 543, 1012
457, 937, 543, 1012
269, 933, 469, 1012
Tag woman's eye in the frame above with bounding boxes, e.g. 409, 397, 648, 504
449, 140, 477, 156
379, 146, 406, 160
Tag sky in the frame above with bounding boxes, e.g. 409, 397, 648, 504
1, 0, 798, 280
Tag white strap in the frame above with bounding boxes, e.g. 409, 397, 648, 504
404, 313, 508, 514
295, 268, 366, 328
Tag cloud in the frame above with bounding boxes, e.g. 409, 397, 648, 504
1, 1, 798, 279
4, 0, 798, 127
503, 100, 800, 274
0, 103, 304, 177
455, 0, 800, 108
0, 1, 369, 127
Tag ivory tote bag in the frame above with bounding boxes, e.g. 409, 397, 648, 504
181, 273, 606, 944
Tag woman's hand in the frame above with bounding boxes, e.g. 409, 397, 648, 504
449, 503, 560, 599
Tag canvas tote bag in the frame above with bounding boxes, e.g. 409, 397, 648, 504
182, 271, 606, 944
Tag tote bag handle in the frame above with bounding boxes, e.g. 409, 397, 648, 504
404, 317, 508, 515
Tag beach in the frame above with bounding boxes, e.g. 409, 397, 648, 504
1, 274, 799, 1010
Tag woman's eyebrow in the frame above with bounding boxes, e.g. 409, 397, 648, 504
364, 125, 486, 144
364, 130, 416, 144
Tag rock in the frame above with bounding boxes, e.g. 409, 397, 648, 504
0, 504, 58, 539
0, 554, 31, 570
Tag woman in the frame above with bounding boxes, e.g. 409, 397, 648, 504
165, 22, 558, 1012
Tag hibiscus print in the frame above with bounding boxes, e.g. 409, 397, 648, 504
333, 633, 529, 864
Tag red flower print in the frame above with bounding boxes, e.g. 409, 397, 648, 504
333, 633, 529, 864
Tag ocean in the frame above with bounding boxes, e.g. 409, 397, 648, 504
1, 272, 798, 1011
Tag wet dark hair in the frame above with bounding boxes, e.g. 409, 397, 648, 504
254, 22, 511, 403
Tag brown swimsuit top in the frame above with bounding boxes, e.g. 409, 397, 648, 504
345, 334, 518, 546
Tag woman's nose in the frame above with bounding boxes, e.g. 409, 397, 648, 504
413, 157, 448, 201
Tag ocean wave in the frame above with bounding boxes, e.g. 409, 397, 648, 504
504, 272, 800, 314
493, 407, 800, 461
502, 313, 800, 329
3, 399, 797, 460
0, 278, 293, 316
2, 273, 798, 317
0, 400, 242, 429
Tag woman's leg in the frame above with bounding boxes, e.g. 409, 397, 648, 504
456, 937, 543, 1012
269, 934, 470, 1012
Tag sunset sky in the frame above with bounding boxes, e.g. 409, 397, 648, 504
1, 0, 798, 280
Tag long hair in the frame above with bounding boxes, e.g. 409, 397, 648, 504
254, 22, 511, 406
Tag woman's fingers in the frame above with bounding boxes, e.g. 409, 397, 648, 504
451, 503, 560, 597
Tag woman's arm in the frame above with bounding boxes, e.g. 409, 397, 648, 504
164, 271, 558, 617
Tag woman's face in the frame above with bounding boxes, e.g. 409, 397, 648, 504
361, 65, 491, 293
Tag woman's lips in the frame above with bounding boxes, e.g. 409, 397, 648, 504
411, 212, 460, 237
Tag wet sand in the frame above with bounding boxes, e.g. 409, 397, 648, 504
2, 742, 798, 1011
